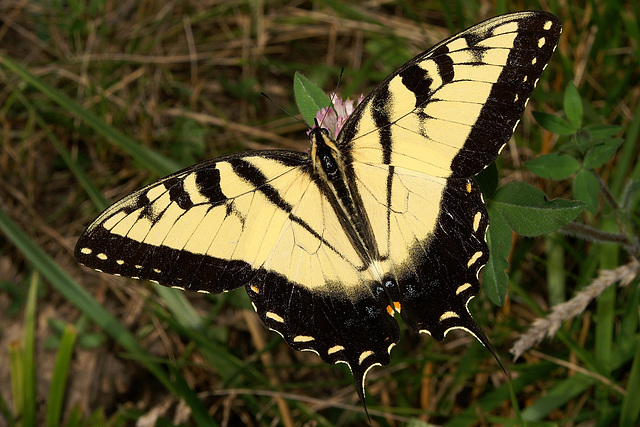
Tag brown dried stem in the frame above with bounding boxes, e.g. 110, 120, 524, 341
510, 260, 640, 360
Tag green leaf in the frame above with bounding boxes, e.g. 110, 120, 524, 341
564, 82, 583, 129
476, 162, 499, 198
584, 124, 624, 139
293, 72, 331, 126
532, 111, 577, 135
573, 169, 600, 214
583, 138, 625, 168
484, 206, 512, 305
492, 182, 585, 236
525, 153, 581, 180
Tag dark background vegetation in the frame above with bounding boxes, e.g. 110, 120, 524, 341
1, 1, 639, 425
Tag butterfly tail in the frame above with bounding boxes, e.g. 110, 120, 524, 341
463, 314, 508, 376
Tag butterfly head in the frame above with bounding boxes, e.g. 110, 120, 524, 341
309, 122, 344, 180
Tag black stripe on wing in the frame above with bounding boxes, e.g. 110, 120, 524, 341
450, 12, 562, 177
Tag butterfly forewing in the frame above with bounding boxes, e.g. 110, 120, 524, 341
76, 151, 369, 292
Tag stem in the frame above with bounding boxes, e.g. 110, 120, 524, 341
560, 222, 630, 246
594, 170, 619, 211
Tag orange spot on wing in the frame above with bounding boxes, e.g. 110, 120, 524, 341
394, 301, 401, 312
386, 305, 394, 316
466, 182, 472, 193
250, 285, 259, 294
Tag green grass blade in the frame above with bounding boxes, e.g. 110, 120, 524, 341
0, 386, 12, 427
595, 228, 619, 421
521, 334, 638, 421
12, 95, 204, 341
36, 114, 109, 212
22, 273, 38, 427
152, 284, 203, 330
546, 236, 566, 307
612, 99, 640, 195
8, 342, 22, 423
45, 324, 77, 427
445, 363, 556, 426
620, 338, 640, 426
0, 208, 214, 426
521, 373, 592, 421
0, 53, 180, 177
12, 90, 109, 211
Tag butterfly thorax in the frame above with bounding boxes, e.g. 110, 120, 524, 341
309, 126, 381, 271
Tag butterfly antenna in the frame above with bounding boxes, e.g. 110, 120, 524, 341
260, 92, 309, 129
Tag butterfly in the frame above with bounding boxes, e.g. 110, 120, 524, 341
76, 11, 561, 410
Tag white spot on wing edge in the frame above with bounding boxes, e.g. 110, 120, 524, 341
439, 311, 460, 322
80, 247, 92, 255
328, 345, 345, 355
387, 343, 396, 354
268, 327, 285, 339
116, 260, 124, 265
359, 362, 382, 399
543, 20, 553, 31
266, 311, 284, 323
293, 335, 314, 343
443, 325, 485, 347
456, 283, 472, 295
467, 251, 483, 267
97, 253, 107, 260
300, 348, 320, 356
538, 37, 546, 48
359, 350, 374, 365
472, 211, 482, 232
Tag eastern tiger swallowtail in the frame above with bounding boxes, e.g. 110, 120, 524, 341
75, 11, 561, 410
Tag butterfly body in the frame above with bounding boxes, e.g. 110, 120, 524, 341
76, 11, 562, 407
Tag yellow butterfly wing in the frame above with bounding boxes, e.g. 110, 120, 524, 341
337, 11, 561, 344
